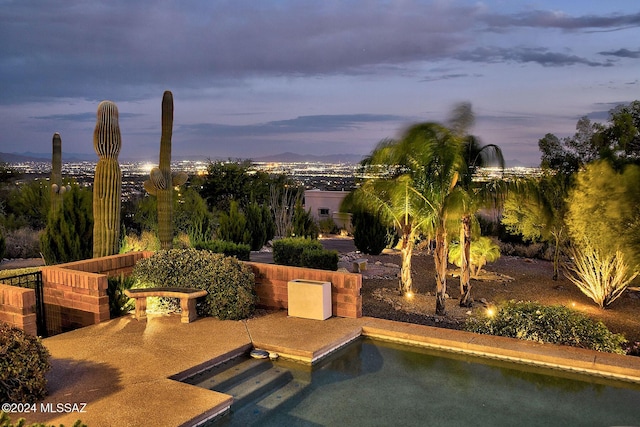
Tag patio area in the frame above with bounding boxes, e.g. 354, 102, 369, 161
18, 310, 640, 426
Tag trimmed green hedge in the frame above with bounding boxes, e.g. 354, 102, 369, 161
300, 248, 339, 271
273, 237, 338, 270
273, 237, 322, 266
465, 300, 627, 354
0, 323, 51, 403
194, 240, 251, 261
132, 248, 256, 320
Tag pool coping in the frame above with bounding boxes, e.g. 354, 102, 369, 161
26, 311, 640, 427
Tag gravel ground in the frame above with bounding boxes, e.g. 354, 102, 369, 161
342, 249, 640, 343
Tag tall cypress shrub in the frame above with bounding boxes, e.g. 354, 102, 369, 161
40, 185, 93, 264
352, 210, 396, 255
244, 202, 275, 250
218, 200, 250, 245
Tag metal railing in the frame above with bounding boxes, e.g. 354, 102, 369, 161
1, 271, 47, 337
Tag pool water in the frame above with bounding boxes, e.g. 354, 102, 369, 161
189, 338, 640, 426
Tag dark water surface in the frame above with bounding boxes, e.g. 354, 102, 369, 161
210, 338, 640, 427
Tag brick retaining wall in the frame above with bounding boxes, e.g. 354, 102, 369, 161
2, 252, 362, 336
40, 252, 153, 335
245, 262, 362, 318
0, 284, 37, 336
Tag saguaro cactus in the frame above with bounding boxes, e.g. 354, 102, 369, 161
92, 100, 122, 258
50, 132, 66, 214
144, 91, 188, 249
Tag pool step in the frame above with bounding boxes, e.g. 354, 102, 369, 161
186, 357, 269, 391
255, 378, 308, 410
226, 377, 310, 426
186, 356, 312, 425
222, 365, 294, 409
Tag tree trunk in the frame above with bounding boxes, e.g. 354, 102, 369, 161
552, 233, 560, 281
434, 226, 448, 315
399, 228, 413, 294
459, 215, 473, 307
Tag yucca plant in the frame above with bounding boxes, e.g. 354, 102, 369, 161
564, 243, 638, 308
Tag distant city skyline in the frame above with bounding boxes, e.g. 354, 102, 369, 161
1, 1, 639, 167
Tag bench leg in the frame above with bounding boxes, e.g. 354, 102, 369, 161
180, 298, 198, 323
134, 297, 147, 321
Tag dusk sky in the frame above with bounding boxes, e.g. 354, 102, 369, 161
1, 1, 639, 166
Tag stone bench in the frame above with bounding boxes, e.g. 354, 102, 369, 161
124, 287, 208, 323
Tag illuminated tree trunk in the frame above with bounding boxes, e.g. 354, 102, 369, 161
399, 225, 414, 295
552, 230, 562, 281
459, 214, 473, 307
434, 223, 448, 316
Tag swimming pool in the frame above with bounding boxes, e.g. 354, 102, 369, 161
189, 338, 640, 426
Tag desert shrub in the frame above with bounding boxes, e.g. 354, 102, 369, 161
120, 230, 161, 253
300, 248, 339, 271
173, 232, 192, 249
564, 244, 639, 308
498, 241, 548, 260
0, 412, 85, 427
273, 237, 322, 266
0, 323, 51, 403
465, 300, 626, 354
318, 218, 339, 235
4, 228, 41, 259
132, 248, 256, 320
107, 275, 136, 318
194, 240, 250, 261
352, 210, 396, 255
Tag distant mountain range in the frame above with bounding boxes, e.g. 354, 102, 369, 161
0, 151, 366, 164
0, 151, 94, 162
0, 151, 536, 167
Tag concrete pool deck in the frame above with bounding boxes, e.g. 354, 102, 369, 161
22, 310, 640, 427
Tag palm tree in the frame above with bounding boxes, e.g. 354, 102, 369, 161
449, 104, 505, 307
402, 123, 466, 315
346, 139, 435, 295
449, 236, 501, 278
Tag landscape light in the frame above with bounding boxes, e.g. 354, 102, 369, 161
486, 307, 495, 317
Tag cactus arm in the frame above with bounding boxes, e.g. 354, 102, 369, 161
172, 171, 188, 187
150, 167, 166, 189
143, 179, 158, 196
